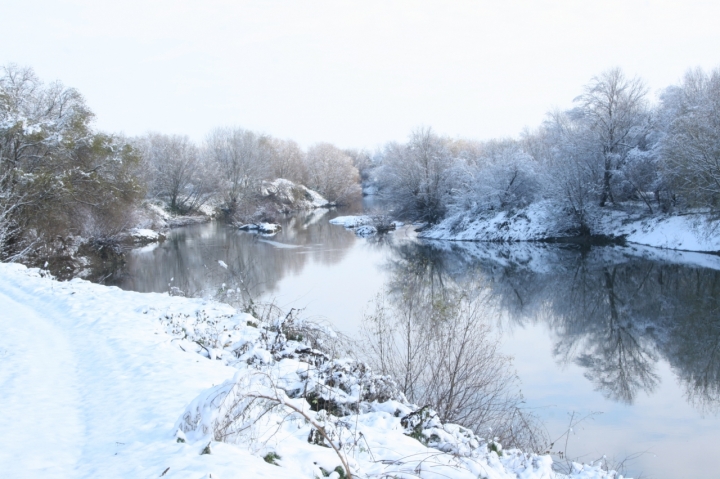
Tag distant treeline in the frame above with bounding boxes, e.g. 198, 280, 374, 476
370, 67, 720, 233
2, 64, 719, 260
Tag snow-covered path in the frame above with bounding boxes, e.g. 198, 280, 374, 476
0, 264, 295, 479
0, 282, 84, 477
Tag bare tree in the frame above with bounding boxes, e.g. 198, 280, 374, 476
362, 283, 545, 450
303, 143, 361, 204
138, 133, 212, 214
205, 127, 271, 212
571, 68, 650, 207
265, 137, 306, 184
450, 138, 541, 214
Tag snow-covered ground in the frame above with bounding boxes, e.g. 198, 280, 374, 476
421, 202, 720, 254
0, 263, 625, 479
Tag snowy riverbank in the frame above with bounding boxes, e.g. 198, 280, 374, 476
0, 263, 626, 478
420, 202, 720, 254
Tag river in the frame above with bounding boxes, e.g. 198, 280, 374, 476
110, 206, 720, 479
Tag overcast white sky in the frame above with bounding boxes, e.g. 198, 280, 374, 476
2, 0, 719, 149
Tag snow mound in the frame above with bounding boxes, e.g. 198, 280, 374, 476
129, 228, 165, 245
599, 212, 720, 253
261, 178, 330, 209
238, 222, 282, 235
329, 215, 372, 228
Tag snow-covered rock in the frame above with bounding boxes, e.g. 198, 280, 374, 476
129, 228, 166, 245
329, 215, 372, 228
261, 178, 330, 210
238, 222, 282, 235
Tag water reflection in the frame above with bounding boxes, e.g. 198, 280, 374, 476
113, 209, 358, 300
115, 214, 720, 414
394, 241, 720, 412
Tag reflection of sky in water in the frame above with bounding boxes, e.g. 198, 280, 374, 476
116, 215, 720, 479
504, 322, 720, 479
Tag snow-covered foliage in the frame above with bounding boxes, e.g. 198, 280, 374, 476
378, 127, 458, 223
371, 66, 720, 253
0, 65, 142, 260
659, 67, 720, 208
166, 287, 620, 479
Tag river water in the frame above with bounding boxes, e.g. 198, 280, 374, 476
111, 207, 720, 479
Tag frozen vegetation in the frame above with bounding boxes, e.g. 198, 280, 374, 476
0, 262, 628, 478
366, 67, 720, 254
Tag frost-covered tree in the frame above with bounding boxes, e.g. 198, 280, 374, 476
303, 143, 361, 204
137, 133, 211, 214
378, 127, 456, 223
659, 67, 720, 208
205, 127, 271, 212
0, 64, 142, 257
265, 137, 306, 185
570, 68, 650, 207
450, 139, 540, 214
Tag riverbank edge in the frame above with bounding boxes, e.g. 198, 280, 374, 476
0, 262, 621, 479
418, 203, 720, 255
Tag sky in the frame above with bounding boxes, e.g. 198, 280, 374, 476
2, 0, 719, 149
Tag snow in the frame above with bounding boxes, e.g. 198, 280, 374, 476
238, 223, 282, 235
329, 215, 372, 228
420, 202, 560, 242
422, 202, 720, 254
0, 263, 626, 479
599, 212, 720, 253
261, 178, 330, 209
130, 228, 161, 242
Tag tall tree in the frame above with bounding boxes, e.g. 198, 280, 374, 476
138, 133, 210, 214
659, 67, 720, 208
571, 68, 649, 207
0, 64, 141, 257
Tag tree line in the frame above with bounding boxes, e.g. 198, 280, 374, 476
0, 64, 362, 261
373, 67, 720, 232
3, 63, 720, 261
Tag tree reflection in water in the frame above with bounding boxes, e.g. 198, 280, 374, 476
384, 240, 720, 412
366, 240, 548, 452
114, 209, 357, 304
